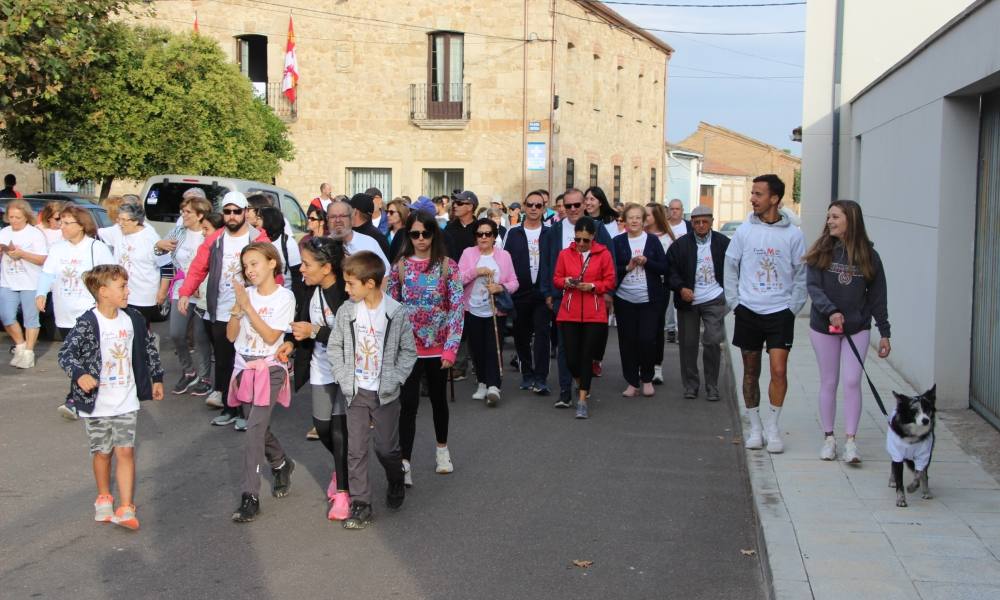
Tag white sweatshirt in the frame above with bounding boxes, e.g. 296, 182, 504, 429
723, 211, 807, 315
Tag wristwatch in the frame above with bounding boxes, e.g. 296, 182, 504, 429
310, 324, 320, 339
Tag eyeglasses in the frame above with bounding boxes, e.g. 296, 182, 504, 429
61, 220, 78, 226
574, 237, 593, 244
564, 202, 582, 209
525, 202, 544, 209
476, 231, 495, 238
408, 230, 433, 240
222, 208, 244, 215
328, 213, 351, 220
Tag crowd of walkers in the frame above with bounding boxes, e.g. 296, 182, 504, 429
0, 172, 890, 532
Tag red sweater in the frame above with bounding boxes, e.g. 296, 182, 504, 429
553, 242, 616, 323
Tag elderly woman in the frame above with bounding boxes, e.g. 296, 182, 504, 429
0, 199, 49, 368
108, 200, 166, 326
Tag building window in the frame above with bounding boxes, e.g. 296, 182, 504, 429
236, 34, 268, 100
650, 168, 657, 203
428, 32, 464, 118
566, 158, 575, 190
590, 163, 598, 188
613, 166, 621, 203
423, 169, 464, 198
346, 167, 392, 199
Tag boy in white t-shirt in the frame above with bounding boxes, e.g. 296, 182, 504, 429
57, 265, 164, 531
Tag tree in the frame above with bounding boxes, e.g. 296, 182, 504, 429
0, 0, 138, 125
1, 26, 294, 197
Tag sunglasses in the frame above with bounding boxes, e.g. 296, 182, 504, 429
307, 216, 324, 222
574, 237, 593, 244
564, 202, 582, 209
222, 208, 244, 215
387, 209, 398, 215
525, 202, 544, 209
476, 231, 495, 238
453, 200, 471, 206
408, 229, 433, 240
61, 220, 79, 226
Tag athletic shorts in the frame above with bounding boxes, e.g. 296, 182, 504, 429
83, 410, 138, 455
732, 305, 795, 352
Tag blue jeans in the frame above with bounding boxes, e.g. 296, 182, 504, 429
0, 288, 39, 329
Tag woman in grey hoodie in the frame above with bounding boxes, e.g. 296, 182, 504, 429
804, 200, 891, 464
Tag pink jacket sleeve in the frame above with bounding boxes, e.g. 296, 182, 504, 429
458, 247, 480, 286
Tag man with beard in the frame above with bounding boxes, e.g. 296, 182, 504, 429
178, 191, 270, 430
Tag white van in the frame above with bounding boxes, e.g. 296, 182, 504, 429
139, 175, 308, 238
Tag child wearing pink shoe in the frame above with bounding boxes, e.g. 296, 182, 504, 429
57, 265, 164, 530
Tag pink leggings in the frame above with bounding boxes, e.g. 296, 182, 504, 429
809, 329, 870, 436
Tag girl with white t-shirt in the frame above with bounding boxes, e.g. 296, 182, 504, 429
226, 242, 296, 523
113, 203, 166, 326
0, 200, 49, 368
646, 202, 677, 384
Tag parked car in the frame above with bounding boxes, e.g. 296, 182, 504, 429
138, 175, 308, 239
719, 221, 741, 238
6, 193, 113, 228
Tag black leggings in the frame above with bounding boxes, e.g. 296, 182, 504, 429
314, 415, 349, 493
465, 313, 501, 388
399, 356, 449, 461
614, 297, 660, 386
559, 322, 607, 393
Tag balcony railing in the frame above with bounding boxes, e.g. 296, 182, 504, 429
263, 81, 297, 122
410, 83, 471, 123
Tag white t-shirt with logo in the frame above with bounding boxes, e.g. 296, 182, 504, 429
172, 229, 204, 300
468, 254, 500, 318
344, 231, 390, 273
353, 298, 387, 392
115, 226, 161, 307
0, 225, 48, 291
523, 225, 542, 284
234, 286, 295, 357
616, 233, 649, 304
309, 287, 337, 385
91, 308, 138, 418
42, 237, 115, 327
561, 220, 575, 250
693, 236, 724, 305
42, 227, 64, 248
215, 232, 251, 322
670, 221, 688, 240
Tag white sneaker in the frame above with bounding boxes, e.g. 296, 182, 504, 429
820, 436, 837, 461
485, 386, 501, 407
57, 404, 79, 421
652, 365, 664, 385
402, 460, 413, 487
843, 439, 861, 464
765, 425, 784, 454
472, 383, 488, 401
9, 344, 24, 367
435, 447, 454, 474
744, 427, 764, 450
205, 391, 224, 408
16, 349, 35, 369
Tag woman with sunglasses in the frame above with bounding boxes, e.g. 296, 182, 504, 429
385, 199, 410, 247
553, 217, 616, 419
387, 210, 464, 483
613, 204, 669, 397
301, 204, 327, 247
458, 218, 518, 406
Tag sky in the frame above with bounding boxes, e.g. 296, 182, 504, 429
605, 0, 806, 153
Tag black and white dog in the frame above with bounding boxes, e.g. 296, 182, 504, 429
886, 386, 936, 507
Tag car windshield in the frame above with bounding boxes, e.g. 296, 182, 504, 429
144, 182, 229, 223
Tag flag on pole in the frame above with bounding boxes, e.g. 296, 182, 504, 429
282, 16, 299, 104
194, 12, 199, 33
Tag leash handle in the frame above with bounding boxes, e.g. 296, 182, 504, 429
844, 332, 888, 416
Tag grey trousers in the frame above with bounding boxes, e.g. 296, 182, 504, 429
239, 365, 287, 495
168, 299, 212, 381
677, 295, 727, 394
347, 389, 403, 506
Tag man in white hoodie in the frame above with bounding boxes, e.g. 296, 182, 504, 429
724, 174, 807, 453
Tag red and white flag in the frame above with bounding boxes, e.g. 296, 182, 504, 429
282, 16, 299, 104
193, 11, 199, 33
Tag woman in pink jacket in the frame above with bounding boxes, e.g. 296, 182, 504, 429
458, 218, 518, 406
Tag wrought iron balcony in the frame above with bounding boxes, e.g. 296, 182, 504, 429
260, 81, 297, 122
410, 83, 471, 128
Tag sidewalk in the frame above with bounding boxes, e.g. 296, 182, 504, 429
728, 315, 1000, 600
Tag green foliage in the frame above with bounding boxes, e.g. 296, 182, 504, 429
0, 0, 138, 124
1, 25, 294, 194
793, 168, 801, 204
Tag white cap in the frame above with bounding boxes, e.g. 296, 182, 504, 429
221, 191, 248, 209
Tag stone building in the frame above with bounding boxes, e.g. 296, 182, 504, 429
2, 0, 671, 205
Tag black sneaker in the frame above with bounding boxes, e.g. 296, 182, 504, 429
343, 502, 373, 530
271, 459, 295, 498
172, 372, 198, 395
189, 380, 213, 396
386, 480, 405, 510
553, 391, 571, 409
232, 493, 260, 522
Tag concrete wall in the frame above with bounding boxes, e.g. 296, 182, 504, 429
666, 152, 700, 210
843, 0, 1000, 408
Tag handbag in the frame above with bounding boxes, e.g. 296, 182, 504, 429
494, 289, 515, 315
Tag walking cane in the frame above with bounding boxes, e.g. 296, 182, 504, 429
487, 274, 503, 382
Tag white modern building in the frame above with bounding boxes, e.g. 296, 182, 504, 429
801, 0, 1000, 422
666, 146, 702, 212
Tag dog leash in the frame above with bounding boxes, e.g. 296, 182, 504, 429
844, 332, 888, 416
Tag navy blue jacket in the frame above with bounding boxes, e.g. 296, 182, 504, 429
539, 219, 615, 305
612, 232, 669, 306
666, 231, 729, 310
504, 223, 549, 302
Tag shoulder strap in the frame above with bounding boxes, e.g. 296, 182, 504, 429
90, 240, 95, 267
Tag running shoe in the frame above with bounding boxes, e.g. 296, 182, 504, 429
485, 386, 500, 407
652, 366, 664, 385
531, 382, 552, 396
472, 383, 488, 401
232, 493, 259, 523
402, 460, 413, 488
843, 438, 861, 464
435, 447, 454, 474
234, 418, 248, 432
575, 403, 589, 419
171, 372, 198, 395
58, 404, 79, 421
211, 412, 237, 427
189, 380, 213, 396
94, 494, 114, 523
111, 505, 139, 530
343, 502, 373, 530
205, 391, 225, 409
820, 435, 837, 461
328, 492, 350, 521
271, 459, 294, 498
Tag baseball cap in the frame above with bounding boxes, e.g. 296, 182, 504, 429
453, 190, 479, 210
349, 193, 375, 215
691, 205, 713, 218
221, 191, 248, 209
509, 202, 522, 210
409, 196, 437, 216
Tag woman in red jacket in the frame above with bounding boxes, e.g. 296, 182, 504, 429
553, 217, 617, 419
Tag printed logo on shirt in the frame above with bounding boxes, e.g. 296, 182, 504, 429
623, 247, 646, 286
60, 258, 85, 296
829, 262, 860, 286
222, 252, 242, 290
696, 255, 715, 286
753, 248, 784, 292
101, 328, 133, 388
118, 243, 135, 271
355, 320, 381, 379
239, 306, 274, 354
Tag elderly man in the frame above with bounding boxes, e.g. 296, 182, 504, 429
327, 199, 390, 272
666, 205, 730, 402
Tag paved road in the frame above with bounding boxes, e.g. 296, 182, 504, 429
0, 325, 766, 600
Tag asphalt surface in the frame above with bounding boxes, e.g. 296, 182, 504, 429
0, 324, 766, 600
